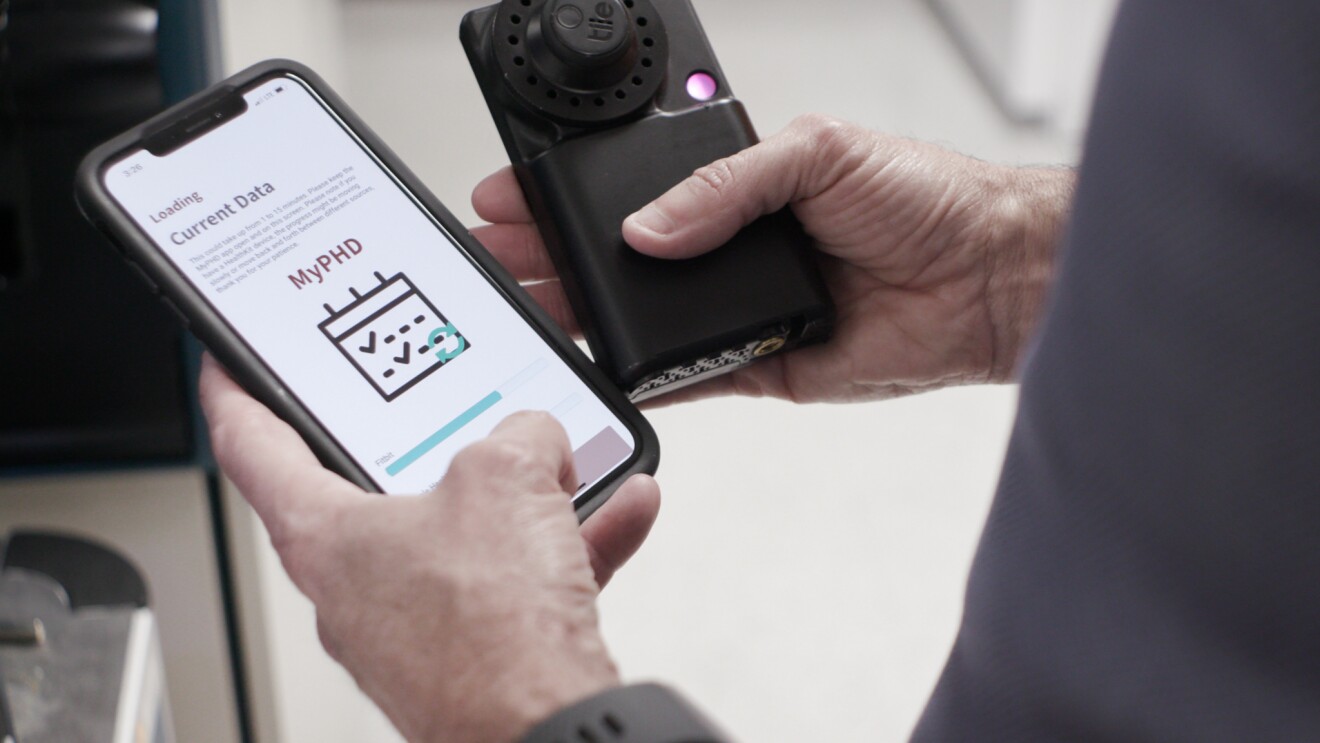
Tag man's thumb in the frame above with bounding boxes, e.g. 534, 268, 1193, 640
622, 121, 823, 259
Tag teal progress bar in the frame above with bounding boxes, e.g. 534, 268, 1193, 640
384, 359, 548, 477
385, 391, 501, 477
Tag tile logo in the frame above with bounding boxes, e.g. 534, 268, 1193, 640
319, 271, 469, 401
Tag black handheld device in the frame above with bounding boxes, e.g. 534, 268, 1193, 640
75, 60, 656, 518
461, 0, 834, 400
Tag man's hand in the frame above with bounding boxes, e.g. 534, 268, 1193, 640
199, 355, 660, 743
471, 115, 1073, 405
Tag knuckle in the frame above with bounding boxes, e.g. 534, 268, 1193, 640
507, 407, 560, 430
260, 499, 302, 556
445, 411, 568, 490
315, 616, 340, 661
690, 158, 739, 200
267, 504, 346, 596
499, 409, 567, 449
786, 114, 874, 189
792, 113, 855, 155
269, 518, 315, 577
789, 112, 843, 138
453, 437, 542, 479
528, 284, 577, 331
207, 417, 244, 471
519, 226, 546, 267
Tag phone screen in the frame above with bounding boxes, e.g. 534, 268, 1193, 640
101, 74, 639, 496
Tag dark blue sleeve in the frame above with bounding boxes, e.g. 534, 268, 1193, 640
913, 1, 1320, 740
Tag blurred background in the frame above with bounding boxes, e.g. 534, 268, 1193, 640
0, 0, 1117, 740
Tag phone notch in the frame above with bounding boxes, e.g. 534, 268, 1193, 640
143, 85, 248, 156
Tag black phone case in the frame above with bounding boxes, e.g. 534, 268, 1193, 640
74, 59, 657, 520
461, 0, 835, 400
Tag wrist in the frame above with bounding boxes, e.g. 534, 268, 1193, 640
495, 676, 623, 743
465, 617, 622, 743
981, 164, 1075, 382
498, 662, 622, 743
518, 684, 731, 743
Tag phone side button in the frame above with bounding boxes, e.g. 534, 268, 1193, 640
95, 222, 129, 256
159, 296, 190, 328
124, 260, 160, 294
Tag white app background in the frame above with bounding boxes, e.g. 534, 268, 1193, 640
105, 76, 636, 494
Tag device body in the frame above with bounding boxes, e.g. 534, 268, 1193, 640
75, 60, 656, 517
462, 0, 834, 399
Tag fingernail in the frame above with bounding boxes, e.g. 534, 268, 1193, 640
626, 204, 675, 237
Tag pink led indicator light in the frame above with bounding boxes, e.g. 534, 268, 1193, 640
686, 72, 718, 101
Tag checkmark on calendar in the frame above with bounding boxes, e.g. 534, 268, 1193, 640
319, 271, 470, 401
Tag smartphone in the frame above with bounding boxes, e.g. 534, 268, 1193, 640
75, 60, 656, 517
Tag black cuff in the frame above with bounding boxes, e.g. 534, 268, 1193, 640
518, 683, 731, 743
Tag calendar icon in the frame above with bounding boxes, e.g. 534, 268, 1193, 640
319, 271, 469, 401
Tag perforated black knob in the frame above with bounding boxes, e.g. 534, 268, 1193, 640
493, 0, 669, 126
544, 0, 630, 63
533, 0, 636, 91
